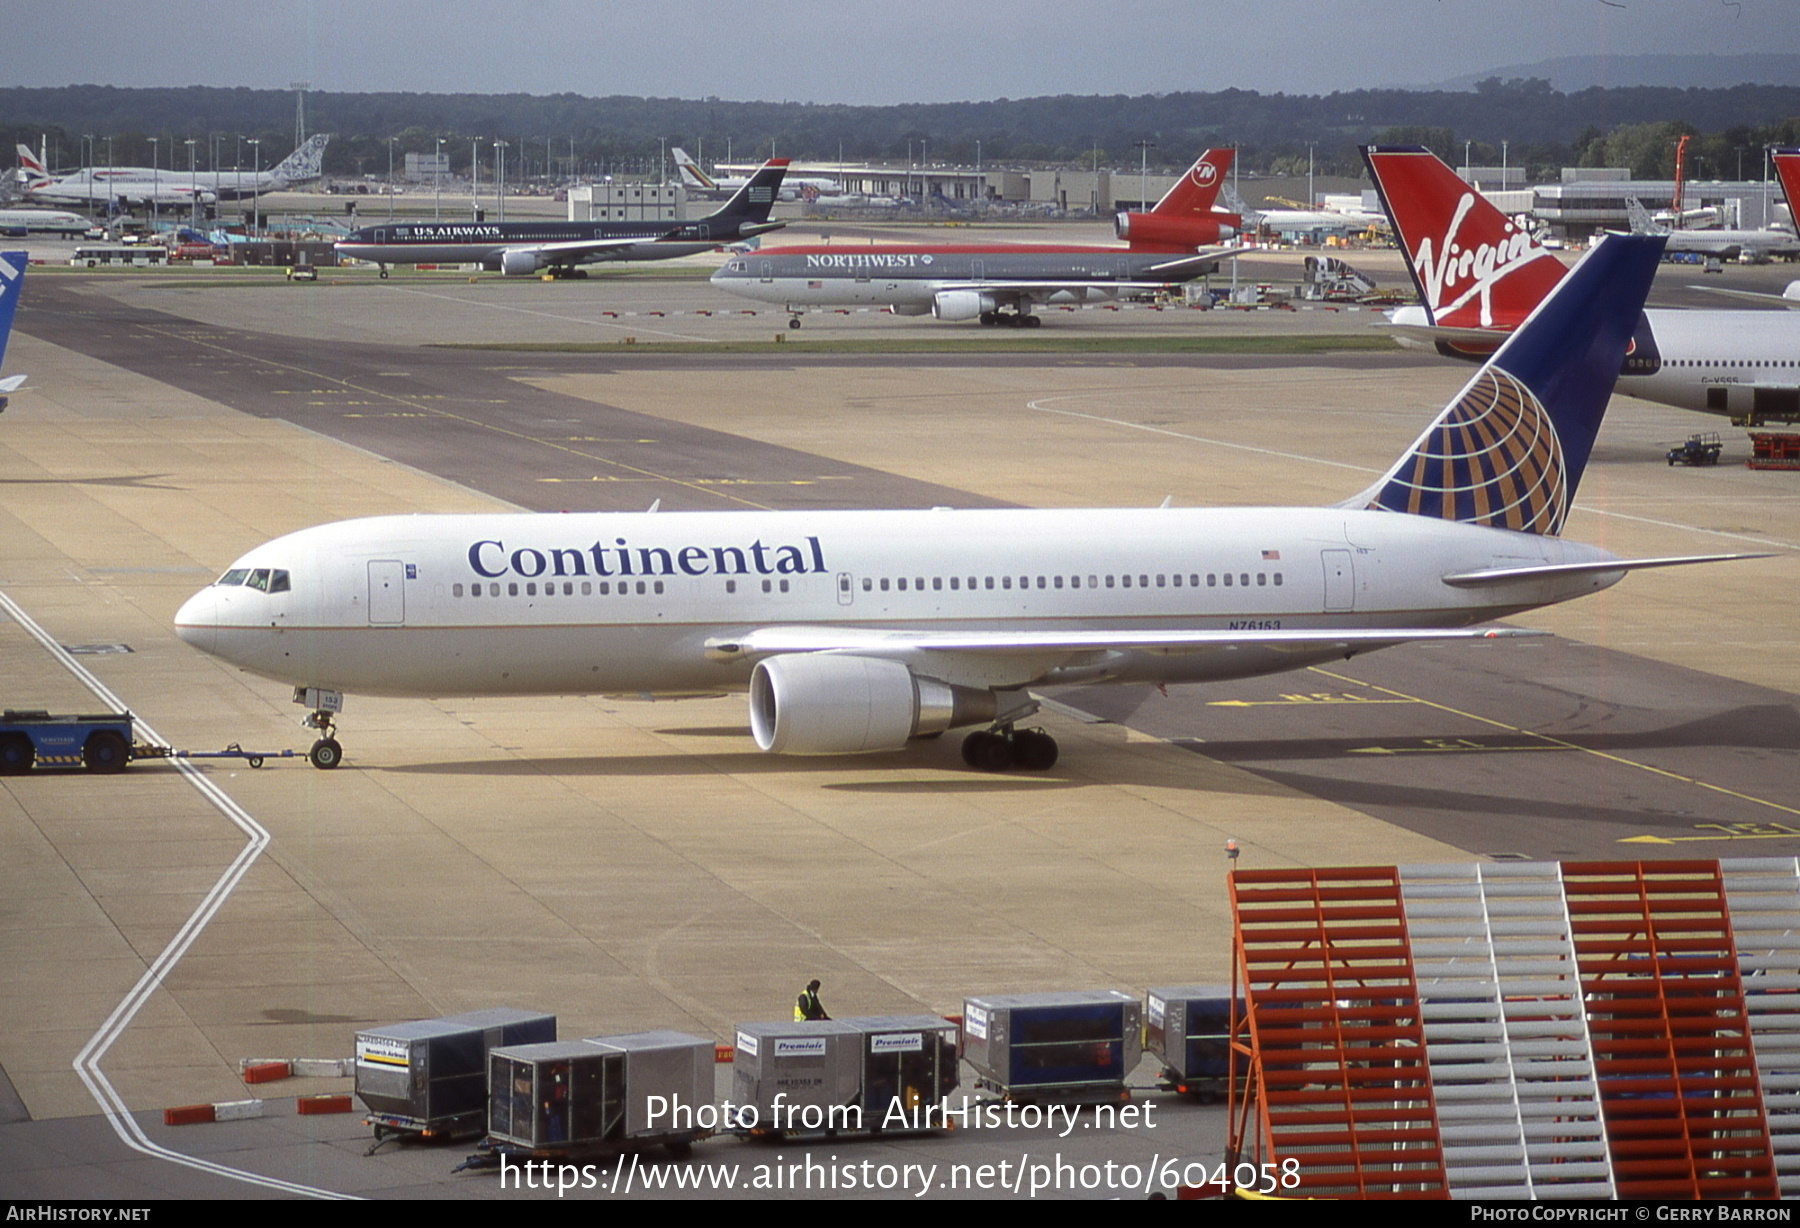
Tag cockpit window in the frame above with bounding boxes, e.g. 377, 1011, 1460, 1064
214, 567, 289, 591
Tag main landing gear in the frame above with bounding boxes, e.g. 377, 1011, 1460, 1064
960, 726, 1059, 772
788, 313, 803, 329
977, 311, 1041, 329
378, 265, 389, 280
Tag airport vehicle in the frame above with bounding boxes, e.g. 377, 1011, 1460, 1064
0, 709, 292, 772
0, 249, 24, 413
335, 159, 790, 278
1113, 148, 1239, 250
672, 147, 840, 201
174, 234, 1757, 773
1624, 198, 1800, 263
1365, 145, 1800, 425
0, 207, 88, 236
1666, 432, 1723, 466
14, 135, 329, 208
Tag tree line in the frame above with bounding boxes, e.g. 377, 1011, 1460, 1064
5, 79, 1800, 184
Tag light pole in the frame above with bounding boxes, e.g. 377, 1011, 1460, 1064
1307, 142, 1316, 212
434, 138, 444, 221
470, 139, 478, 220
1135, 140, 1155, 212
186, 138, 197, 227
248, 139, 261, 234
387, 137, 397, 219
493, 141, 507, 222
149, 136, 159, 226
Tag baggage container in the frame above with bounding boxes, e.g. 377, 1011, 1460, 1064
487, 1030, 712, 1154
1145, 985, 1234, 1099
838, 1015, 959, 1128
963, 991, 1140, 1103
731, 1021, 863, 1134
356, 1007, 555, 1138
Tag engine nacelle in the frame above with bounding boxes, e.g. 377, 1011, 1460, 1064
500, 248, 543, 277
931, 289, 999, 322
1115, 211, 1237, 251
749, 653, 996, 755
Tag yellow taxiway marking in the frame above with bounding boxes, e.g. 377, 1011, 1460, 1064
1209, 692, 1420, 707
1348, 738, 1575, 756
1621, 822, 1800, 845
1308, 665, 1800, 821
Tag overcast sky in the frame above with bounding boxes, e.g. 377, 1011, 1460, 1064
9, 0, 1795, 103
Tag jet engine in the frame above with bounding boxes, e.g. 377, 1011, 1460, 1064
749, 653, 997, 754
500, 249, 543, 277
1115, 211, 1236, 252
931, 290, 999, 322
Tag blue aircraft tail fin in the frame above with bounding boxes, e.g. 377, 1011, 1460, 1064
1359, 233, 1664, 536
0, 250, 26, 382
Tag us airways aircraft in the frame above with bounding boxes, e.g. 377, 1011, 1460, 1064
0, 250, 25, 413
1365, 145, 1800, 425
335, 160, 790, 278
175, 235, 1756, 772
1623, 198, 1800, 263
712, 149, 1245, 327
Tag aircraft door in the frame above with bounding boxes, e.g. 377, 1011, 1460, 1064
757, 259, 773, 282
971, 259, 985, 279
1321, 549, 1354, 613
368, 560, 406, 625
837, 572, 855, 607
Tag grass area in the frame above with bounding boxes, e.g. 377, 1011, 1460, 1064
431, 332, 1403, 356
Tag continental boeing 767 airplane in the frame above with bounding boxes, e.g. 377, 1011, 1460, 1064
175, 234, 1758, 771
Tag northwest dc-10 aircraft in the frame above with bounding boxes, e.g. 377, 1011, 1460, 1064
175, 233, 1759, 772
1365, 145, 1800, 425
335, 159, 791, 279
711, 149, 1244, 327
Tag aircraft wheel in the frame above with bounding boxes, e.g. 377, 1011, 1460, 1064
308, 738, 344, 770
1023, 314, 1042, 329
1012, 730, 1059, 771
961, 730, 1013, 772
378, 267, 389, 280
788, 316, 802, 330
0, 734, 33, 775
978, 312, 997, 326
83, 731, 131, 773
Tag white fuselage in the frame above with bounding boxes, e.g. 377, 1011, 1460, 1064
1390, 306, 1800, 418
174, 506, 1618, 701
0, 208, 88, 235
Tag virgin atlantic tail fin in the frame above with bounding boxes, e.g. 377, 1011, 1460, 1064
1362, 145, 1567, 331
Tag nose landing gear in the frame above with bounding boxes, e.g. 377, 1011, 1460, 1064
294, 687, 347, 770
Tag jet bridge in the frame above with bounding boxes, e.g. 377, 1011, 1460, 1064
1225, 858, 1800, 1199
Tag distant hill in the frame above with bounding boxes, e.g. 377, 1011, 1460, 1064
1425, 54, 1800, 92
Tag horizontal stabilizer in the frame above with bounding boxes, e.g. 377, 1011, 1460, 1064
1440, 553, 1772, 588
1147, 247, 1248, 275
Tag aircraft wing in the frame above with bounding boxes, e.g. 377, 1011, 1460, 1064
1440, 553, 1772, 587
522, 236, 677, 263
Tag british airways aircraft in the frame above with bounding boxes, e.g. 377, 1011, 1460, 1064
335, 159, 790, 279
175, 235, 1754, 771
1365, 145, 1800, 425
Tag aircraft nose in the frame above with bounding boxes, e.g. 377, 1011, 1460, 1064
174, 587, 217, 656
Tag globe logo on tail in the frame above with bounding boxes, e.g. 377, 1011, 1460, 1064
1368, 367, 1569, 536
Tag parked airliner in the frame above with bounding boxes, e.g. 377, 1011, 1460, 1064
175, 235, 1755, 771
15, 136, 329, 209
336, 159, 790, 278
1365, 145, 1800, 425
710, 150, 1243, 327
